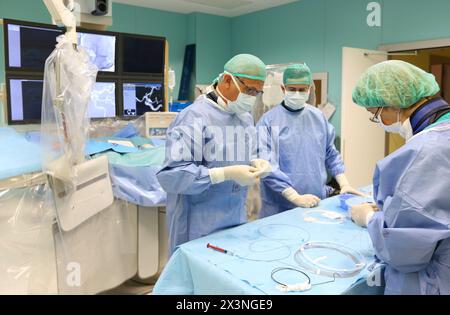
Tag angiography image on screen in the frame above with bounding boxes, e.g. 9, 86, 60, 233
87, 82, 116, 118
123, 83, 164, 117
8, 80, 116, 123
78, 33, 116, 72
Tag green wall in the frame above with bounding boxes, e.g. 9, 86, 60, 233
193, 13, 232, 84
231, 0, 450, 136
3, 0, 450, 131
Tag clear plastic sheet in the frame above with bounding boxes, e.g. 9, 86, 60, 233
0, 178, 137, 294
0, 35, 137, 294
41, 34, 98, 180
88, 115, 147, 140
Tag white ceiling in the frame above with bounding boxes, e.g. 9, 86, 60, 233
114, 0, 299, 17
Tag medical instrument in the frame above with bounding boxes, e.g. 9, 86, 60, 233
294, 242, 366, 278
144, 112, 177, 138
41, 0, 114, 232
303, 210, 346, 224
271, 267, 339, 292
271, 267, 311, 292
207, 243, 235, 256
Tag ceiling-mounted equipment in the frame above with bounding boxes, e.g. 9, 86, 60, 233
90, 0, 109, 16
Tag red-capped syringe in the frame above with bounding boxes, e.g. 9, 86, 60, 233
207, 243, 235, 256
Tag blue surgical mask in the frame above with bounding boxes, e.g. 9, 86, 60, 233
399, 118, 413, 140
284, 91, 309, 110
378, 108, 402, 134
217, 73, 257, 115
228, 92, 257, 114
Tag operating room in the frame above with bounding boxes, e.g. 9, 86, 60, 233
0, 0, 449, 298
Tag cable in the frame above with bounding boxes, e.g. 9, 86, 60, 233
270, 267, 339, 292
257, 224, 311, 242
271, 267, 311, 289
294, 242, 366, 278
230, 224, 311, 263
238, 239, 292, 262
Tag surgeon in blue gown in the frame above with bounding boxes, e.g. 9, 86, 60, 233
257, 64, 362, 218
157, 54, 272, 255
351, 60, 450, 295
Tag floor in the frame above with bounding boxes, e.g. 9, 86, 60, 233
101, 280, 154, 295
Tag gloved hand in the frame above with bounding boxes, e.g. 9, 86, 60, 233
282, 187, 321, 208
250, 159, 272, 178
209, 165, 260, 186
336, 174, 369, 197
350, 203, 379, 227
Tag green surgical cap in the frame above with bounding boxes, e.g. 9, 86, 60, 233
283, 64, 312, 86
223, 54, 267, 81
352, 60, 440, 109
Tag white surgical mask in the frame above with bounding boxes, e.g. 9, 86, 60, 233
399, 118, 414, 140
284, 91, 309, 110
378, 108, 402, 134
216, 73, 257, 115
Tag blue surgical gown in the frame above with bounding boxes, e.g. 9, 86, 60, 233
257, 104, 345, 218
369, 119, 450, 295
156, 95, 256, 255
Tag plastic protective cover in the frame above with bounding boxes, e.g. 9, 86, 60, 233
0, 175, 137, 294
0, 36, 137, 294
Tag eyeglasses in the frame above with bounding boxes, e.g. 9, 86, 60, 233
369, 107, 382, 123
286, 87, 310, 93
235, 76, 264, 97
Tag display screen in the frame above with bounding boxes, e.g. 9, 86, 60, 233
123, 83, 164, 117
123, 36, 164, 74
7, 24, 62, 71
8, 79, 117, 122
7, 24, 116, 72
8, 79, 43, 122
87, 82, 116, 118
78, 32, 116, 72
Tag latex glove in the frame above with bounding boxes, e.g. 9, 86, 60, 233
350, 203, 379, 227
336, 174, 369, 197
282, 187, 321, 208
209, 165, 260, 186
250, 159, 272, 178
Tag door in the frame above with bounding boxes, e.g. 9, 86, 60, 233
341, 47, 387, 188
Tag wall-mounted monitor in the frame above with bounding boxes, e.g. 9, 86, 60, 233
7, 23, 62, 71
122, 36, 165, 75
6, 22, 117, 73
123, 82, 164, 117
4, 19, 167, 125
7, 78, 117, 123
7, 78, 44, 122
